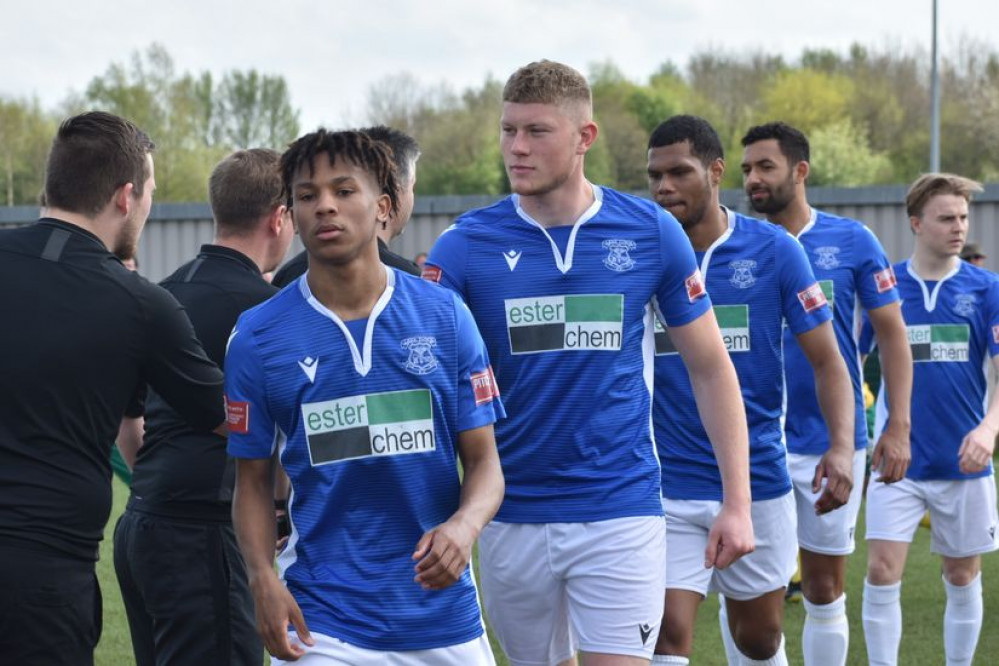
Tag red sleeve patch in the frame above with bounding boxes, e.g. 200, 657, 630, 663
874, 266, 897, 293
225, 395, 250, 434
471, 366, 500, 405
422, 265, 442, 283
798, 283, 828, 313
685, 270, 706, 303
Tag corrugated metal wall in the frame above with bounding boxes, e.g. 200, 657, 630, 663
2, 185, 997, 282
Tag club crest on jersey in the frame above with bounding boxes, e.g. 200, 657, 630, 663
814, 246, 840, 269
954, 293, 977, 317
874, 266, 897, 293
401, 336, 438, 375
729, 259, 758, 289
602, 239, 636, 272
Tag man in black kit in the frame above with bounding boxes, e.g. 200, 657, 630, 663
272, 125, 421, 286
0, 112, 225, 665
114, 148, 294, 666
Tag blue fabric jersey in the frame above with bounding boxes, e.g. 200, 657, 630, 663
425, 186, 711, 523
783, 208, 899, 455
655, 210, 831, 501
225, 268, 505, 651
864, 260, 999, 480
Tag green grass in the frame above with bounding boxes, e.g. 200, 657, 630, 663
96, 477, 998, 665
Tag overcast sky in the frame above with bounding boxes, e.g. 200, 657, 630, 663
4, 0, 996, 131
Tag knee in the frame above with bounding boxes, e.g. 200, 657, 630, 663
656, 608, 694, 656
733, 624, 782, 661
942, 563, 980, 587
802, 571, 841, 604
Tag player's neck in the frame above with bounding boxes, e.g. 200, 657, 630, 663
43, 206, 120, 253
768, 196, 811, 237
910, 248, 961, 280
518, 176, 594, 228
687, 203, 728, 252
213, 232, 272, 275
306, 246, 388, 320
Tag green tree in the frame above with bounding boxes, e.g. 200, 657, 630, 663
0, 97, 56, 206
808, 119, 892, 186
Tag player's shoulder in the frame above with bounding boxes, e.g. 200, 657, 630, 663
958, 261, 999, 289
233, 281, 303, 335
596, 186, 661, 220
814, 207, 880, 241
394, 268, 461, 307
451, 197, 517, 231
732, 210, 786, 239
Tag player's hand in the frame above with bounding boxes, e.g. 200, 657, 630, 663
870, 421, 911, 483
705, 503, 754, 570
249, 572, 313, 661
812, 446, 854, 514
412, 516, 477, 590
958, 423, 996, 475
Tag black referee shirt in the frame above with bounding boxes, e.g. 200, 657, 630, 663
0, 219, 224, 561
271, 237, 421, 287
130, 245, 277, 520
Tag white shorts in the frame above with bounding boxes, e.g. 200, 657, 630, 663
866, 473, 999, 557
477, 516, 665, 665
663, 492, 797, 601
788, 449, 866, 555
270, 631, 495, 666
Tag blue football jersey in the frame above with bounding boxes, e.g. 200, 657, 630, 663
783, 208, 899, 455
866, 260, 999, 480
225, 268, 505, 650
425, 186, 711, 523
655, 210, 831, 501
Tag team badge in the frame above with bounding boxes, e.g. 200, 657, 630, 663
874, 266, 897, 293
729, 259, 758, 289
685, 269, 707, 302
797, 283, 828, 313
602, 239, 636, 272
954, 294, 977, 317
402, 336, 439, 375
814, 246, 840, 270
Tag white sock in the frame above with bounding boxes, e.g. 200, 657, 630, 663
718, 595, 741, 666
802, 594, 849, 666
862, 579, 902, 666
943, 573, 983, 666
739, 634, 788, 665
652, 655, 689, 665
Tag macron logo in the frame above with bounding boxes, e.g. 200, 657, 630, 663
504, 250, 522, 271
298, 356, 318, 383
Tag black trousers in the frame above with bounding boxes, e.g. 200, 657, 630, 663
0, 545, 102, 665
113, 508, 262, 666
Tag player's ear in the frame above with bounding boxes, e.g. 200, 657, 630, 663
375, 193, 392, 226
794, 160, 810, 184
710, 158, 725, 187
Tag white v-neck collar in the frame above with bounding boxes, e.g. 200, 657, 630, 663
905, 258, 961, 312
792, 207, 819, 239
298, 265, 395, 376
512, 185, 603, 274
697, 207, 737, 276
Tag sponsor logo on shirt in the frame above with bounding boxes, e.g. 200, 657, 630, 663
655, 305, 750, 355
797, 283, 828, 313
225, 396, 250, 434
301, 389, 435, 465
814, 246, 841, 270
503, 250, 522, 271
602, 239, 637, 272
402, 336, 438, 375
685, 270, 706, 302
908, 324, 970, 362
874, 266, 897, 293
954, 293, 977, 317
729, 259, 757, 289
471, 366, 500, 405
421, 265, 442, 283
504, 294, 623, 354
819, 280, 835, 311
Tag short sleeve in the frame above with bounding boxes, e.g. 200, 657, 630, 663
855, 225, 900, 311
224, 320, 278, 459
452, 295, 505, 431
424, 224, 468, 301
777, 230, 833, 335
653, 208, 712, 326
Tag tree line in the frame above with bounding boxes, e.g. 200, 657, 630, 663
3, 41, 998, 205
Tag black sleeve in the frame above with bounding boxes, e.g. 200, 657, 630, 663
142, 283, 225, 431
272, 251, 307, 288
123, 383, 147, 418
